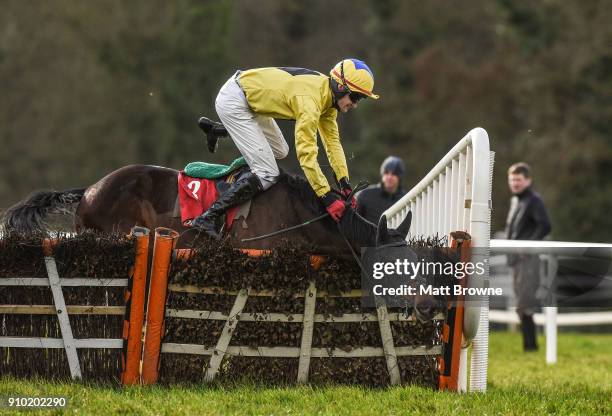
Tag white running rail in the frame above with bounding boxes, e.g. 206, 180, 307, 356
383, 127, 494, 393
489, 239, 612, 365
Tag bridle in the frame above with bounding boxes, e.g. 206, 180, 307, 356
340, 231, 408, 275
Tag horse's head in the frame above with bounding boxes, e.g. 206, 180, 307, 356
366, 212, 437, 323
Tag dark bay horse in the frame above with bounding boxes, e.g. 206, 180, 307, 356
1, 164, 436, 320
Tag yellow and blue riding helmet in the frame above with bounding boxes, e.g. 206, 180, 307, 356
330, 58, 380, 103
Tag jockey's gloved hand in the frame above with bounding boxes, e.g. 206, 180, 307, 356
339, 177, 357, 209
320, 192, 346, 222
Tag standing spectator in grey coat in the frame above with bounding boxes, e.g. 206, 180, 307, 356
505, 162, 551, 351
356, 156, 406, 224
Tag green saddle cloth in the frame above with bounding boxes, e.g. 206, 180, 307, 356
184, 157, 248, 179
185, 157, 246, 179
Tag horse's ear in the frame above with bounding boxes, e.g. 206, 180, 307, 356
396, 211, 412, 239
376, 215, 389, 246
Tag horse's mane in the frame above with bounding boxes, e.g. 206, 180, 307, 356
277, 170, 327, 216
276, 170, 380, 247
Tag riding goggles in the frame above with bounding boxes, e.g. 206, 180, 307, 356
349, 92, 367, 103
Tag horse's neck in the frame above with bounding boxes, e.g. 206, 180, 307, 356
241, 178, 377, 254
336, 210, 377, 248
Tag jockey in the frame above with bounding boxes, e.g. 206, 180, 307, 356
192, 58, 379, 238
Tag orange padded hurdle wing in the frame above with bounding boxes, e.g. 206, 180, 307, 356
141, 227, 179, 384
121, 227, 150, 385
439, 231, 471, 391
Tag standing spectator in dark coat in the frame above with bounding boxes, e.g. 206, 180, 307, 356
505, 162, 551, 351
356, 156, 406, 224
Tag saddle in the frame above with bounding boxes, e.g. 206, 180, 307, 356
184, 157, 248, 180
198, 116, 228, 154
176, 157, 252, 228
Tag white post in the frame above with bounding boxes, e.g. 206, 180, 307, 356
297, 281, 317, 383
544, 254, 558, 365
545, 306, 557, 364
45, 257, 82, 380
458, 347, 468, 392
204, 288, 249, 382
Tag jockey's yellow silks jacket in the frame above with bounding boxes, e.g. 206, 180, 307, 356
238, 67, 349, 197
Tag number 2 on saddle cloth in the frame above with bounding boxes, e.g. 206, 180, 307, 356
177, 167, 249, 228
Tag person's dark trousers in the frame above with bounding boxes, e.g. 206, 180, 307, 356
512, 255, 540, 352
520, 313, 538, 351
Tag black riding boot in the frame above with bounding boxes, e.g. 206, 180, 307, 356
198, 116, 228, 154
520, 314, 538, 351
191, 173, 263, 239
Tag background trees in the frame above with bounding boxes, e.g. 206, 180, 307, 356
1, 0, 610, 241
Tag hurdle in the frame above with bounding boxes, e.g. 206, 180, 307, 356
139, 228, 478, 387
383, 127, 494, 392
0, 227, 149, 381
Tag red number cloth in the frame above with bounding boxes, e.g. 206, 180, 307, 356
177, 171, 238, 228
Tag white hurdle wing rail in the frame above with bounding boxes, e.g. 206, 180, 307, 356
0, 227, 149, 382
383, 127, 494, 392
0, 261, 128, 379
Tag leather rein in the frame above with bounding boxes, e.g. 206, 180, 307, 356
240, 181, 407, 274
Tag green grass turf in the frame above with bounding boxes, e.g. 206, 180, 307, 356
1, 331, 610, 415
